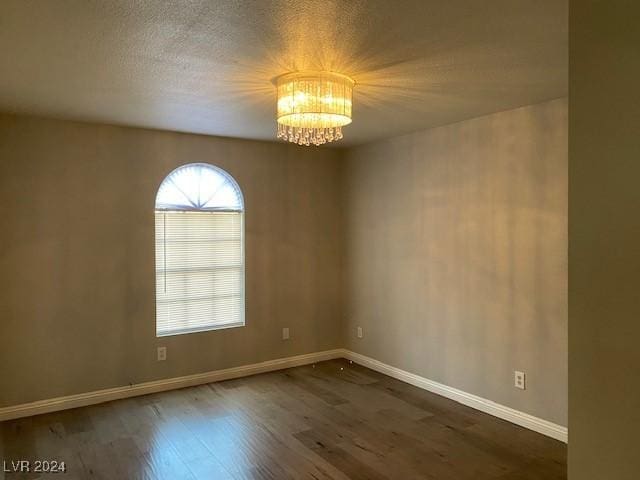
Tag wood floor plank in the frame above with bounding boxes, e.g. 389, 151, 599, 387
1, 360, 566, 479
294, 429, 389, 480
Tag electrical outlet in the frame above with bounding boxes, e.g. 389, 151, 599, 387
282, 327, 290, 340
357, 326, 363, 338
514, 371, 525, 390
157, 346, 167, 361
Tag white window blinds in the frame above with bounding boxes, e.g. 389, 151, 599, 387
155, 164, 244, 337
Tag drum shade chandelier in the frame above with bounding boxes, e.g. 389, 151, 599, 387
275, 71, 354, 146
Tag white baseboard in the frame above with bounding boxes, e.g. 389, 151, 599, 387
342, 350, 568, 443
0, 349, 344, 421
0, 348, 568, 444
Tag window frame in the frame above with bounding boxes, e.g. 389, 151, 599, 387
154, 163, 245, 337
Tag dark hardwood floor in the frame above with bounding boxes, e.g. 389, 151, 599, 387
1, 359, 566, 479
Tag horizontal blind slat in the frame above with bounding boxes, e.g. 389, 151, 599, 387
155, 210, 244, 335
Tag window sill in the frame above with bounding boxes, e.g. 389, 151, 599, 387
156, 321, 245, 338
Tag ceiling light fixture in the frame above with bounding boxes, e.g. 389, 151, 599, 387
275, 71, 354, 146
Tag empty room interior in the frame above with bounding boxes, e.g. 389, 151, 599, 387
1, 1, 639, 479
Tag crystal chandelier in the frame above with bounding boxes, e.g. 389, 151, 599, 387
275, 71, 354, 146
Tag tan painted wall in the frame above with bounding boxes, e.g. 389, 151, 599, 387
343, 99, 568, 425
0, 114, 344, 407
0, 99, 568, 430
569, 2, 640, 478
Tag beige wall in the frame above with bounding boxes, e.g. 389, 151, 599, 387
569, 2, 640, 478
0, 114, 344, 407
343, 99, 568, 425
0, 100, 568, 430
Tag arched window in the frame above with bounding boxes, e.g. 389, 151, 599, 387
155, 163, 244, 336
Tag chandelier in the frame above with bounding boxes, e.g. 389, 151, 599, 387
275, 71, 354, 146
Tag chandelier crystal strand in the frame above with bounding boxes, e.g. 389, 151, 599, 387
275, 71, 354, 146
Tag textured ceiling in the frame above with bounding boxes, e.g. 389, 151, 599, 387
0, 0, 567, 147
